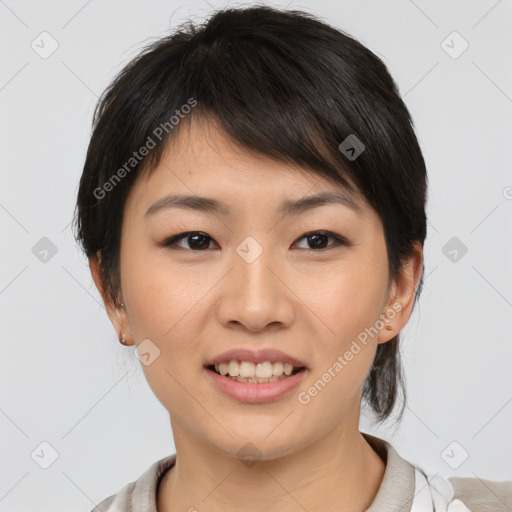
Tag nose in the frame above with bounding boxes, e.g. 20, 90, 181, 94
216, 245, 295, 333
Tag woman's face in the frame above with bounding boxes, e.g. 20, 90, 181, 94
97, 118, 416, 460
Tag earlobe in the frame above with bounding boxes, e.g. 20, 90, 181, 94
88, 251, 133, 345
376, 303, 402, 344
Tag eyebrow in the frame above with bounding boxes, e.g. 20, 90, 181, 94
145, 191, 361, 218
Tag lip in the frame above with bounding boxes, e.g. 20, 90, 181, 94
204, 366, 308, 403
204, 348, 308, 368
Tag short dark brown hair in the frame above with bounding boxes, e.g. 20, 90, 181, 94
73, 5, 427, 424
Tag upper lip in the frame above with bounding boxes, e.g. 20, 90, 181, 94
204, 348, 308, 369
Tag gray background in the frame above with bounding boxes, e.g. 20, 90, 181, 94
1, 0, 511, 510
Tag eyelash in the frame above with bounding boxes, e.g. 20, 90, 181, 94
158, 230, 351, 252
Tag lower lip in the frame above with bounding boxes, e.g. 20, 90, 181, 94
204, 367, 307, 403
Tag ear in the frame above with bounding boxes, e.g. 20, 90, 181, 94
377, 241, 424, 344
89, 251, 134, 346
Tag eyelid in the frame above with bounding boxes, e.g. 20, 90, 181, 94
159, 230, 351, 251
158, 231, 216, 250
292, 230, 351, 250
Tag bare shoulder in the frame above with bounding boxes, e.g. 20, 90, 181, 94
449, 477, 512, 512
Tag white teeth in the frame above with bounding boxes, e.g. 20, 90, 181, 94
212, 359, 302, 379
228, 360, 240, 377
256, 361, 273, 378
272, 362, 284, 376
239, 361, 255, 378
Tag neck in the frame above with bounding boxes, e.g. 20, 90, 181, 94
157, 419, 386, 512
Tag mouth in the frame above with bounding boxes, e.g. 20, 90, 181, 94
204, 361, 308, 403
204, 360, 307, 384
203, 349, 309, 403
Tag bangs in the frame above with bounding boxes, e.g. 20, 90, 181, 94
93, 10, 388, 203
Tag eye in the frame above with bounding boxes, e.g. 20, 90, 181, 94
159, 230, 350, 252
293, 230, 349, 250
159, 231, 217, 251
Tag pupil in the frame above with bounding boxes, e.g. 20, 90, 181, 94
309, 233, 327, 249
190, 234, 209, 249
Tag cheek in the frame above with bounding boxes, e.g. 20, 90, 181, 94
294, 269, 383, 424
298, 255, 389, 346
293, 253, 388, 408
121, 241, 214, 344
121, 245, 215, 416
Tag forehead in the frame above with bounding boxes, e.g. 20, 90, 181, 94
129, 116, 365, 216
148, 117, 321, 181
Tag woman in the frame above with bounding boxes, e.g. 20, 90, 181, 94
73, 6, 511, 511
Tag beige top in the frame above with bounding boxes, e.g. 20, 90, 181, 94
91, 433, 512, 511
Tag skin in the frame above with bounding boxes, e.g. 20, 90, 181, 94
90, 117, 423, 512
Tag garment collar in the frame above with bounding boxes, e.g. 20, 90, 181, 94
132, 433, 416, 512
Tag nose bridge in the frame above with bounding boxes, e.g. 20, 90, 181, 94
217, 236, 294, 330
234, 236, 278, 304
